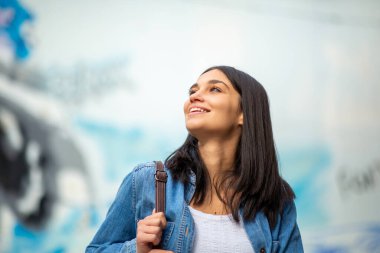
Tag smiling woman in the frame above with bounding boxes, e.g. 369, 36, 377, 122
86, 66, 304, 253
184, 69, 243, 142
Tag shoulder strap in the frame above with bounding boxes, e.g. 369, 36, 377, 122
154, 161, 167, 213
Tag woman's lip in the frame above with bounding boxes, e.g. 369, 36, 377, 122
188, 105, 210, 113
188, 110, 207, 115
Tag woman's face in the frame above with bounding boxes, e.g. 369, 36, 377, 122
184, 69, 243, 140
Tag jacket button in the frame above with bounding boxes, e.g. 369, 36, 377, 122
260, 248, 266, 253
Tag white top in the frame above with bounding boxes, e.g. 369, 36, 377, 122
188, 206, 255, 253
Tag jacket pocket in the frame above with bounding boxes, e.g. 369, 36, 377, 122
162, 222, 175, 249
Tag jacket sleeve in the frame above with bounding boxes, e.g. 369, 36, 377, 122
276, 201, 304, 253
86, 172, 137, 253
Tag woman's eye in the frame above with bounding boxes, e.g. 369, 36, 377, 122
189, 89, 196, 95
210, 87, 222, 93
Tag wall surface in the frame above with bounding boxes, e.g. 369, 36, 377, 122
1, 0, 379, 252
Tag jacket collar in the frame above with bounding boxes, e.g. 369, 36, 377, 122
185, 170, 196, 204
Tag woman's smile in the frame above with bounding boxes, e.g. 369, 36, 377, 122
188, 105, 210, 115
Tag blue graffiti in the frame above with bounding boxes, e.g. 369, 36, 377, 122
9, 207, 92, 253
360, 224, 380, 252
75, 118, 145, 181
74, 117, 179, 182
279, 145, 331, 226
313, 246, 348, 253
308, 223, 380, 253
0, 0, 33, 59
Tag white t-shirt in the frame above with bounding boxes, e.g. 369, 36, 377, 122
189, 206, 255, 253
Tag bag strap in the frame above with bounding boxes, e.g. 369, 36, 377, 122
154, 161, 167, 213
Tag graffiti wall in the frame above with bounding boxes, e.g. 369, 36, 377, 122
0, 0, 379, 252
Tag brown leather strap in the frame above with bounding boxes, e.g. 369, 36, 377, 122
155, 161, 167, 213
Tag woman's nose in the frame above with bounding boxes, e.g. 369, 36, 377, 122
189, 90, 204, 103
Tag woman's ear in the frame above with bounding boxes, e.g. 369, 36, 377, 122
238, 112, 243, 126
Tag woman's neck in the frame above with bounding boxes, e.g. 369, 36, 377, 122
197, 136, 239, 180
190, 134, 240, 214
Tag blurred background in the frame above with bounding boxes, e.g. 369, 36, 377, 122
0, 0, 379, 252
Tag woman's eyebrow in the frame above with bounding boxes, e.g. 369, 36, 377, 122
190, 80, 230, 89
189, 83, 199, 90
207, 79, 229, 89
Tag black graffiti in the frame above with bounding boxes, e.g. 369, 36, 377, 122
0, 92, 89, 229
337, 160, 380, 197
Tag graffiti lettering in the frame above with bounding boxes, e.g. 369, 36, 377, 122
337, 160, 380, 198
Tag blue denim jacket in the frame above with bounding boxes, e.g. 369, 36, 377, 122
86, 162, 303, 253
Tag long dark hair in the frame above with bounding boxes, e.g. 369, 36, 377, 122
165, 66, 295, 228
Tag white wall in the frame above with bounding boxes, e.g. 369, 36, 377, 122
1, 0, 379, 252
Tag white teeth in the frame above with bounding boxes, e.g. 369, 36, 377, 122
190, 107, 206, 113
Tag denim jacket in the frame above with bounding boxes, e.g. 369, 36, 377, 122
86, 162, 303, 253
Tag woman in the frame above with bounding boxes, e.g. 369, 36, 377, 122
86, 66, 303, 253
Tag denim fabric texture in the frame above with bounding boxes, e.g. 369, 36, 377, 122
86, 162, 304, 253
